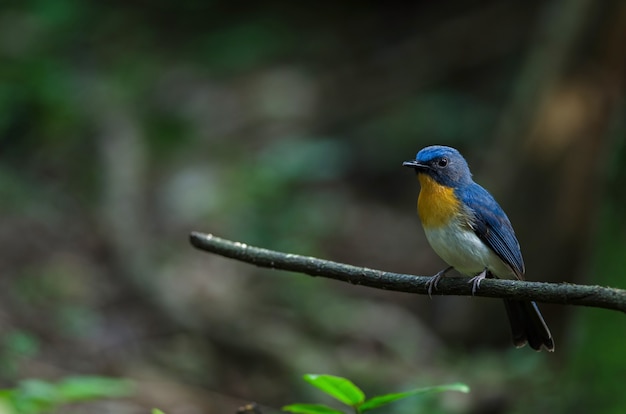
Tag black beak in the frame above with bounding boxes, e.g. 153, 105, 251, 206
402, 160, 429, 171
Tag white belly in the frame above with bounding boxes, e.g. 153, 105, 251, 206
423, 222, 514, 278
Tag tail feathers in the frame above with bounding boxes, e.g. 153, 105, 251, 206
503, 299, 554, 352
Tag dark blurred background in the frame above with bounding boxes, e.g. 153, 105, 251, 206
1, 0, 626, 413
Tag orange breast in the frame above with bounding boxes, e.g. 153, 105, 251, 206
417, 174, 462, 228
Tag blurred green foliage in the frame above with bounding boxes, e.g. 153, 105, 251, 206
0, 377, 133, 414
0, 0, 625, 413
0, 331, 40, 380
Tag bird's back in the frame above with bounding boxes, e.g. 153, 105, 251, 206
458, 182, 525, 279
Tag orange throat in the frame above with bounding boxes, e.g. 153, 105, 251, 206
417, 174, 461, 228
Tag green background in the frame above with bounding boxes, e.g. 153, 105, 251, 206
1, 0, 625, 413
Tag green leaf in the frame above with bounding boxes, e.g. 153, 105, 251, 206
359, 383, 470, 412
152, 409, 166, 414
0, 396, 16, 414
282, 403, 345, 414
56, 376, 134, 401
0, 376, 134, 414
5, 380, 58, 414
303, 374, 365, 406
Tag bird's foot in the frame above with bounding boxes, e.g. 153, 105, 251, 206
468, 268, 488, 295
426, 266, 453, 298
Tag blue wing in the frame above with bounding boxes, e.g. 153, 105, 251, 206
458, 183, 525, 279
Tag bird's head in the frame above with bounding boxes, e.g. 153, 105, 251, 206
403, 145, 473, 187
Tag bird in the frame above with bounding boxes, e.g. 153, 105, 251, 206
403, 145, 554, 351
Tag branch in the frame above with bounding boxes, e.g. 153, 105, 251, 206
189, 232, 626, 313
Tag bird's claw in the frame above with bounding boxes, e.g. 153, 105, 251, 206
426, 266, 453, 298
468, 269, 488, 295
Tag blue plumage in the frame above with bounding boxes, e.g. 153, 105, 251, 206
403, 145, 554, 351
414, 146, 473, 188
458, 182, 525, 279
411, 145, 524, 278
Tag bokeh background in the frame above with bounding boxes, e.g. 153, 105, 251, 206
1, 0, 626, 413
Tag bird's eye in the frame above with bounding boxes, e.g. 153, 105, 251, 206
438, 158, 448, 167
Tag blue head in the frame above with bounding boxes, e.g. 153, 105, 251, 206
403, 145, 473, 187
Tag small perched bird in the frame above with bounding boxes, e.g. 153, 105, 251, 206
403, 145, 554, 351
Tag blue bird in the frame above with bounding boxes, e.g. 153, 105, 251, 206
403, 145, 554, 351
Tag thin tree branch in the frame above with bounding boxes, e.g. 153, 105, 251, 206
189, 232, 626, 313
